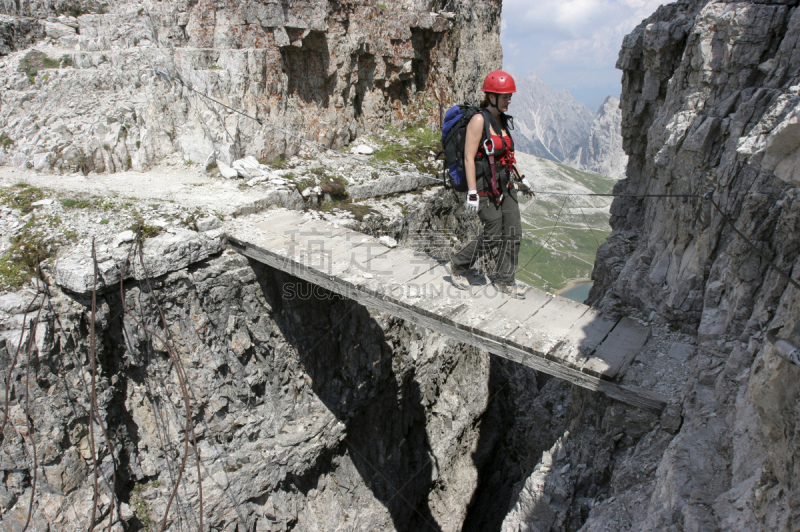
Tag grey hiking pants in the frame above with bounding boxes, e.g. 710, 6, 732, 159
451, 190, 522, 285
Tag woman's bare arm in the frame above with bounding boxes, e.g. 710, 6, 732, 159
464, 113, 485, 191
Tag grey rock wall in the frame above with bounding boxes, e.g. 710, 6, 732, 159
499, 1, 800, 531
0, 246, 497, 531
570, 1, 800, 530
0, 0, 501, 173
0, 15, 42, 55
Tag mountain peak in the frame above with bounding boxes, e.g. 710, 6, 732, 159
511, 76, 594, 162
565, 95, 627, 178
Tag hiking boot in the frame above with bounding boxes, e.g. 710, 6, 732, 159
496, 281, 526, 299
446, 261, 470, 290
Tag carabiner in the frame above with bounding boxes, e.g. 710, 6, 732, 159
482, 138, 496, 155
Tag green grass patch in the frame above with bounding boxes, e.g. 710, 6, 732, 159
128, 210, 163, 241
0, 184, 46, 214
0, 213, 76, 291
269, 156, 290, 169
285, 173, 314, 191
58, 196, 116, 210
553, 162, 617, 194
372, 123, 439, 174
60, 198, 92, 209
319, 174, 348, 197
314, 198, 376, 221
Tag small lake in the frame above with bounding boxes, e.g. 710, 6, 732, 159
560, 281, 593, 304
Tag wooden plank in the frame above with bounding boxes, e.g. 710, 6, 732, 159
244, 217, 351, 269
468, 287, 552, 340
229, 235, 666, 413
254, 214, 340, 239
305, 232, 384, 278
512, 296, 590, 356
342, 247, 436, 301
548, 310, 618, 370
581, 317, 651, 379
426, 283, 517, 337
409, 264, 478, 319
370, 247, 438, 285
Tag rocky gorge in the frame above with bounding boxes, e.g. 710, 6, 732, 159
0, 0, 800, 531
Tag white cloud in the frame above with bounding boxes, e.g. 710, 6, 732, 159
506, 0, 607, 37
500, 0, 664, 108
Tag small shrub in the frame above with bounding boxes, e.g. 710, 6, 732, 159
17, 50, 65, 84
135, 81, 142, 89
1, 132, 14, 153
129, 222, 162, 241
209, 63, 222, 70
103, 144, 110, 151
137, 8, 144, 15
130, 481, 163, 532
25, 161, 33, 169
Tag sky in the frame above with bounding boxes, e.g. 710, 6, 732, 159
501, 0, 666, 111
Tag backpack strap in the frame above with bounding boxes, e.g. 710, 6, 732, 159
500, 113, 514, 155
478, 110, 499, 198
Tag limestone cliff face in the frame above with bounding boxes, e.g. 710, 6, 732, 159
0, 247, 496, 531
565, 96, 628, 179
0, 0, 501, 172
579, 0, 800, 529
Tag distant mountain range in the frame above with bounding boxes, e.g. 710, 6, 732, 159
509, 73, 627, 179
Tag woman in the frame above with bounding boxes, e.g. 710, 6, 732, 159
446, 70, 533, 299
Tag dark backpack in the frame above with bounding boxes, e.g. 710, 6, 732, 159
440, 105, 480, 191
440, 105, 513, 193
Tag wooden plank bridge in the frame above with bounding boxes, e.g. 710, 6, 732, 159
228, 212, 667, 413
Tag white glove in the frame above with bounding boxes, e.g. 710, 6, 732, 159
466, 190, 479, 213
521, 177, 534, 198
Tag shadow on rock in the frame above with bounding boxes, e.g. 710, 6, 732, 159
255, 262, 443, 531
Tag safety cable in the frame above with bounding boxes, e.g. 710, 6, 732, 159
524, 190, 800, 293
706, 195, 800, 292
152, 67, 444, 184
152, 66, 800, 293
529, 191, 701, 199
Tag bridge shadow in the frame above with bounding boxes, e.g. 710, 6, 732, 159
460, 296, 626, 530
252, 261, 443, 531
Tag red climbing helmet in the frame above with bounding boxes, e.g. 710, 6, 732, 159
482, 70, 517, 93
